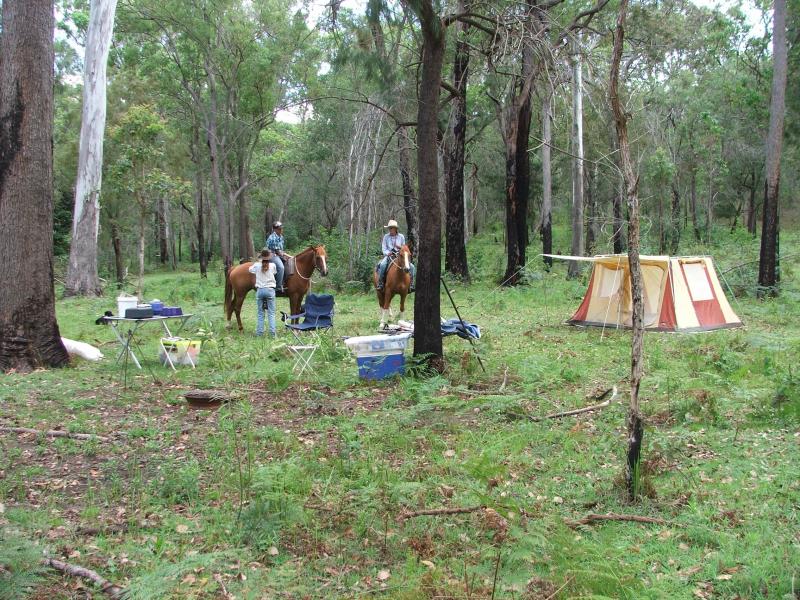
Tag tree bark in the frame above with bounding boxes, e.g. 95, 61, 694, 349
746, 169, 757, 236
758, 0, 787, 295
444, 0, 470, 281
405, 0, 445, 363
0, 0, 69, 372
137, 208, 146, 298
500, 1, 537, 286
608, 117, 625, 253
110, 220, 125, 285
540, 87, 553, 268
157, 195, 169, 265
205, 63, 230, 268
689, 163, 700, 242
398, 125, 419, 252
669, 182, 681, 254
568, 39, 585, 278
610, 0, 644, 501
585, 163, 599, 255
64, 0, 117, 297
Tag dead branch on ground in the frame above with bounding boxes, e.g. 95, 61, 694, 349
43, 558, 125, 598
0, 426, 109, 442
565, 512, 668, 528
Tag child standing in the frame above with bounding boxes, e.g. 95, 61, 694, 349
249, 249, 277, 337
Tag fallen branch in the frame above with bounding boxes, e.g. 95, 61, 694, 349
399, 505, 483, 521
565, 512, 668, 528
76, 524, 129, 536
0, 426, 109, 442
43, 558, 125, 598
529, 387, 617, 422
498, 367, 509, 393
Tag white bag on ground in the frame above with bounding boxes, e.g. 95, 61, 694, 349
61, 338, 104, 361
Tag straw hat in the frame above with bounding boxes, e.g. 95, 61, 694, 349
383, 219, 399, 229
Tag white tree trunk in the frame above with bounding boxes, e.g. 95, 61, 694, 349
568, 39, 585, 278
541, 85, 553, 266
64, 0, 118, 296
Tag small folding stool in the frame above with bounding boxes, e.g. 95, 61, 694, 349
281, 294, 335, 378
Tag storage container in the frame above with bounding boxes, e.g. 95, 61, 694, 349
344, 333, 412, 355
345, 333, 411, 380
150, 300, 164, 315
117, 294, 138, 317
356, 352, 405, 379
159, 337, 201, 367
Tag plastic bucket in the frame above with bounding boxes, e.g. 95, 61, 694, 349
117, 295, 138, 317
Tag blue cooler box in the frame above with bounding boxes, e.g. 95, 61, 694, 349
345, 333, 412, 380
356, 352, 405, 379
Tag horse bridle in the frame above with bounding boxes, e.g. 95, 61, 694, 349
294, 247, 326, 281
388, 249, 411, 273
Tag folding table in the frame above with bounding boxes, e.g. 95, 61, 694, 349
104, 314, 193, 369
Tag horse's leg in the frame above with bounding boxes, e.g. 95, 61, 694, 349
398, 291, 407, 322
235, 292, 246, 332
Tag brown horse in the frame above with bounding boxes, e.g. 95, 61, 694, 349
224, 245, 328, 331
374, 244, 412, 328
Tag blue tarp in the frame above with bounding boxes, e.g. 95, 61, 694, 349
441, 318, 481, 340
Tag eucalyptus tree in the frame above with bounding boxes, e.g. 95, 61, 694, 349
119, 0, 315, 266
0, 0, 69, 371
65, 0, 118, 297
759, 0, 788, 294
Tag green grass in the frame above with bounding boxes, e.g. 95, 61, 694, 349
1, 228, 799, 598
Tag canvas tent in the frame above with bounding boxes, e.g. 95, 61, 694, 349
546, 254, 742, 332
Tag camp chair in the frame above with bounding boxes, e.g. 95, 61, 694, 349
281, 294, 335, 376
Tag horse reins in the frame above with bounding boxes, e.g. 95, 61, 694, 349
293, 247, 323, 281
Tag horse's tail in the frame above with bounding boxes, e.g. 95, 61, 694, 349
224, 261, 233, 317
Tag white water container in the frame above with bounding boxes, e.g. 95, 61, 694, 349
117, 294, 138, 317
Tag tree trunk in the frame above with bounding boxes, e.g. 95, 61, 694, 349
110, 220, 125, 285
540, 88, 553, 268
610, 0, 644, 501
669, 182, 681, 254
443, 0, 469, 281
64, 0, 117, 297
585, 163, 599, 255
689, 164, 700, 242
608, 117, 625, 253
501, 3, 537, 286
196, 176, 207, 277
157, 195, 169, 265
758, 0, 787, 295
568, 40, 585, 278
137, 208, 146, 298
405, 0, 445, 363
398, 125, 419, 252
0, 0, 69, 371
746, 169, 757, 236
205, 65, 230, 268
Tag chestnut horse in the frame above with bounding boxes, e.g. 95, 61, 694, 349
224, 245, 328, 331
374, 244, 411, 328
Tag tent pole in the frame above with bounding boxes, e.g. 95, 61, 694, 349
441, 277, 486, 373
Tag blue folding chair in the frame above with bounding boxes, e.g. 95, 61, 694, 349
281, 294, 335, 375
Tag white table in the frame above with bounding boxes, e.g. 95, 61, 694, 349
104, 314, 193, 369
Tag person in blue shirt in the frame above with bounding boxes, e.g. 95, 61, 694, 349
376, 219, 415, 291
265, 221, 287, 291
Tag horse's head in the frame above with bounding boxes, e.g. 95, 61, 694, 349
399, 244, 411, 273
313, 245, 328, 277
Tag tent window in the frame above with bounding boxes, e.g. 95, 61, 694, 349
683, 263, 714, 301
598, 267, 623, 298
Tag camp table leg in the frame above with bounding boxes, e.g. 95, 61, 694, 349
159, 338, 177, 371
112, 321, 142, 369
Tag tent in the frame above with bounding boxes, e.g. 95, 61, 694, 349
545, 254, 743, 332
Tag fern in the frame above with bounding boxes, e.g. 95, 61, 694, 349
0, 530, 47, 600
123, 551, 233, 600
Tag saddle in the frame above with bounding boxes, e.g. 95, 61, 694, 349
284, 256, 295, 277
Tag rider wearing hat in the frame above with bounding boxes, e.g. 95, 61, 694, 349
376, 219, 415, 292
265, 221, 287, 291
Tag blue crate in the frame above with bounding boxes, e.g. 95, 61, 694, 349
356, 352, 405, 380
